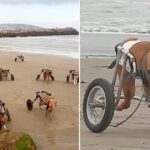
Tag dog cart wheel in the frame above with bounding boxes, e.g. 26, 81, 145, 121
0, 75, 2, 81
66, 75, 69, 83
51, 75, 55, 81
5, 108, 11, 121
77, 76, 79, 83
26, 99, 33, 110
36, 74, 40, 80
83, 78, 115, 133
10, 74, 14, 81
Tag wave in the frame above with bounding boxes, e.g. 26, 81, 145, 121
0, 36, 79, 59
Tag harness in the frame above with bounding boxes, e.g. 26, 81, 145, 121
110, 41, 150, 99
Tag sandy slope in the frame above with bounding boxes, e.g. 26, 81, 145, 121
0, 51, 79, 150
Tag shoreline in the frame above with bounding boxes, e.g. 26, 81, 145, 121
81, 31, 150, 35
0, 49, 79, 59
0, 35, 79, 59
81, 32, 150, 57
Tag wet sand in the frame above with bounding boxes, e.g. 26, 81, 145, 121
80, 57, 150, 150
0, 51, 79, 150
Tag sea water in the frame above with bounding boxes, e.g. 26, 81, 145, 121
0, 35, 79, 59
81, 0, 150, 34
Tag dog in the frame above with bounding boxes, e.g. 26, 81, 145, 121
0, 69, 10, 79
69, 70, 79, 85
39, 91, 57, 113
0, 100, 7, 130
114, 38, 150, 111
14, 55, 24, 62
42, 69, 53, 81
0, 112, 6, 130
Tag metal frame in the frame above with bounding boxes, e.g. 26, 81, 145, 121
112, 45, 143, 107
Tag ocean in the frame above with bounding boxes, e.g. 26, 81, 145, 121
0, 35, 79, 59
81, 0, 150, 34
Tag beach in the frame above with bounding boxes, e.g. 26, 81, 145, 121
80, 33, 150, 150
0, 51, 79, 150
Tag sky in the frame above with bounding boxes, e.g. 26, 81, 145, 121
0, 0, 79, 29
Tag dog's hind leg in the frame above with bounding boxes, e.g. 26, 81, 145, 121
116, 65, 135, 111
144, 51, 150, 97
3, 125, 7, 130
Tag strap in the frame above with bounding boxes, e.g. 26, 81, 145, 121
108, 59, 116, 69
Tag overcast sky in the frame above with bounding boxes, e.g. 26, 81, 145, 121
0, 0, 79, 29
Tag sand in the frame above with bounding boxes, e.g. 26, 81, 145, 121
80, 57, 150, 150
0, 51, 79, 150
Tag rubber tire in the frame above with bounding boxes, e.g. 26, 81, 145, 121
11, 74, 14, 81
14, 58, 17, 62
44, 72, 46, 80
51, 75, 54, 81
66, 75, 69, 83
77, 76, 79, 83
22, 58, 24, 62
26, 99, 33, 111
45, 101, 50, 117
83, 78, 114, 133
36, 74, 40, 80
5, 108, 11, 121
0, 75, 2, 81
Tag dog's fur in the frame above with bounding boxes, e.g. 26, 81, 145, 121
0, 69, 10, 79
69, 70, 79, 85
41, 69, 54, 81
39, 94, 57, 113
0, 112, 6, 130
116, 38, 150, 111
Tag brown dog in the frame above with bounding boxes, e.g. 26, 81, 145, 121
39, 92, 57, 113
0, 112, 6, 130
116, 38, 150, 111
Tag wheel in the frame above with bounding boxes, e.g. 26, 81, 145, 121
83, 78, 115, 133
66, 75, 69, 83
10, 74, 14, 81
51, 75, 54, 81
36, 74, 40, 80
0, 75, 2, 81
45, 101, 50, 117
22, 58, 24, 62
14, 58, 17, 62
26, 99, 33, 111
5, 108, 11, 121
77, 76, 79, 83
44, 72, 46, 80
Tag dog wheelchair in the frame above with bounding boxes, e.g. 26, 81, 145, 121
0, 100, 11, 122
83, 43, 150, 133
26, 91, 56, 117
14, 55, 24, 62
66, 70, 79, 85
36, 69, 54, 81
0, 69, 14, 81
